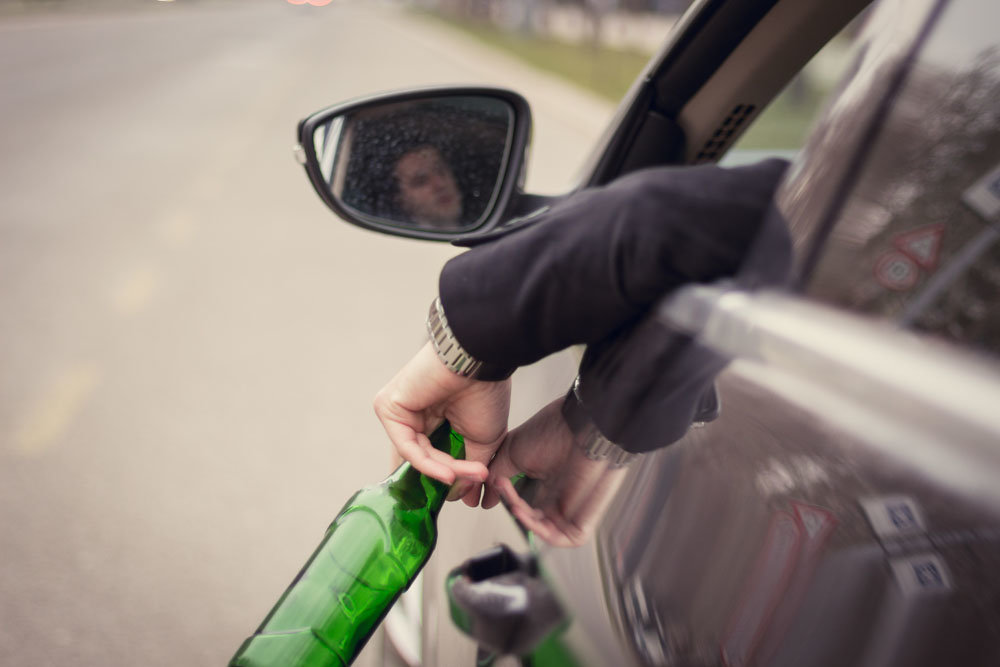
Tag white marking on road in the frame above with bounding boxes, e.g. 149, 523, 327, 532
111, 266, 160, 315
13, 363, 102, 456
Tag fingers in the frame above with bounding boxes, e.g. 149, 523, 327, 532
495, 477, 585, 547
446, 479, 476, 502
482, 399, 571, 509
378, 420, 490, 484
443, 381, 511, 506
446, 436, 500, 507
380, 422, 456, 483
482, 442, 519, 509
447, 379, 510, 465
445, 481, 482, 507
462, 484, 483, 507
374, 343, 471, 484
375, 342, 508, 487
481, 484, 501, 510
482, 410, 624, 546
461, 437, 504, 472
454, 435, 505, 508
447, 439, 500, 508
375, 390, 451, 483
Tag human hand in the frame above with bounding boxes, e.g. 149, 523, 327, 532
374, 341, 511, 502
482, 399, 630, 547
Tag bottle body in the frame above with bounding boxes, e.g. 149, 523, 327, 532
230, 425, 463, 667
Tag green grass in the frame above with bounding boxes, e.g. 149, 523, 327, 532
417, 11, 650, 103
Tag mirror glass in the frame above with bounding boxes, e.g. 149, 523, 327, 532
312, 96, 515, 231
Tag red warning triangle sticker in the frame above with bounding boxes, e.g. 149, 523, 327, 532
892, 224, 944, 270
792, 502, 837, 541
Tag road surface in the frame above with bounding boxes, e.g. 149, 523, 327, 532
0, 1, 612, 665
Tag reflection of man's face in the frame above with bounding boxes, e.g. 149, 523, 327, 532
394, 146, 463, 228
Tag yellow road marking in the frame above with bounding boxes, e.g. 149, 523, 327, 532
14, 363, 102, 456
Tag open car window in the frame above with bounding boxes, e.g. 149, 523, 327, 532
731, 20, 865, 153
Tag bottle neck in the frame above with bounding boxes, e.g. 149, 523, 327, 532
387, 464, 449, 517
383, 423, 465, 517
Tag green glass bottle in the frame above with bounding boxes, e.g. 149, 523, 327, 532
229, 422, 464, 667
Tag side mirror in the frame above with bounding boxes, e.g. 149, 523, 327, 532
295, 87, 532, 240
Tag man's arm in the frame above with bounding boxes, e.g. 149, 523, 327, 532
374, 159, 789, 498
440, 159, 789, 371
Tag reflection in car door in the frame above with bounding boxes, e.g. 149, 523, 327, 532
588, 1, 1000, 665
404, 0, 1000, 665
596, 281, 1000, 666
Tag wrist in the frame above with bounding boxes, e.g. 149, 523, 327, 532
561, 376, 638, 468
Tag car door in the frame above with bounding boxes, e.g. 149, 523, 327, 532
413, 0, 879, 664
533, 1, 1000, 666
418, 1, 1000, 667
296, 0, 1000, 665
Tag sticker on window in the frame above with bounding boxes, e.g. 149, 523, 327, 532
860, 495, 926, 541
875, 251, 920, 291
963, 162, 1000, 222
892, 224, 944, 270
889, 553, 952, 596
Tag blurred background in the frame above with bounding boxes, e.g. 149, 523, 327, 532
0, 1, 843, 665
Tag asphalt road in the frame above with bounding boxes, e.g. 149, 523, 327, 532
0, 2, 610, 665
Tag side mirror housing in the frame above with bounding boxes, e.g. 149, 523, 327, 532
295, 86, 532, 241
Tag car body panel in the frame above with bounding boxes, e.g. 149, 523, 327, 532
590, 285, 1000, 666
362, 0, 1000, 665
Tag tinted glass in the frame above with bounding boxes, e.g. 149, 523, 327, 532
783, 0, 1000, 357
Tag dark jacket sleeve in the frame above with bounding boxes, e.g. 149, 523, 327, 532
576, 201, 794, 452
439, 159, 790, 379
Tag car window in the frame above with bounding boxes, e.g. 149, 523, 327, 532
731, 21, 864, 152
780, 0, 1000, 359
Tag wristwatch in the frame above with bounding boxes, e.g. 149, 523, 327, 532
427, 296, 484, 378
561, 376, 638, 468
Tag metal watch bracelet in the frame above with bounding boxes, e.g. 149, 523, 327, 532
562, 376, 638, 468
426, 297, 484, 378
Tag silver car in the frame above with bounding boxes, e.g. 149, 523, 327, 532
296, 0, 1000, 664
